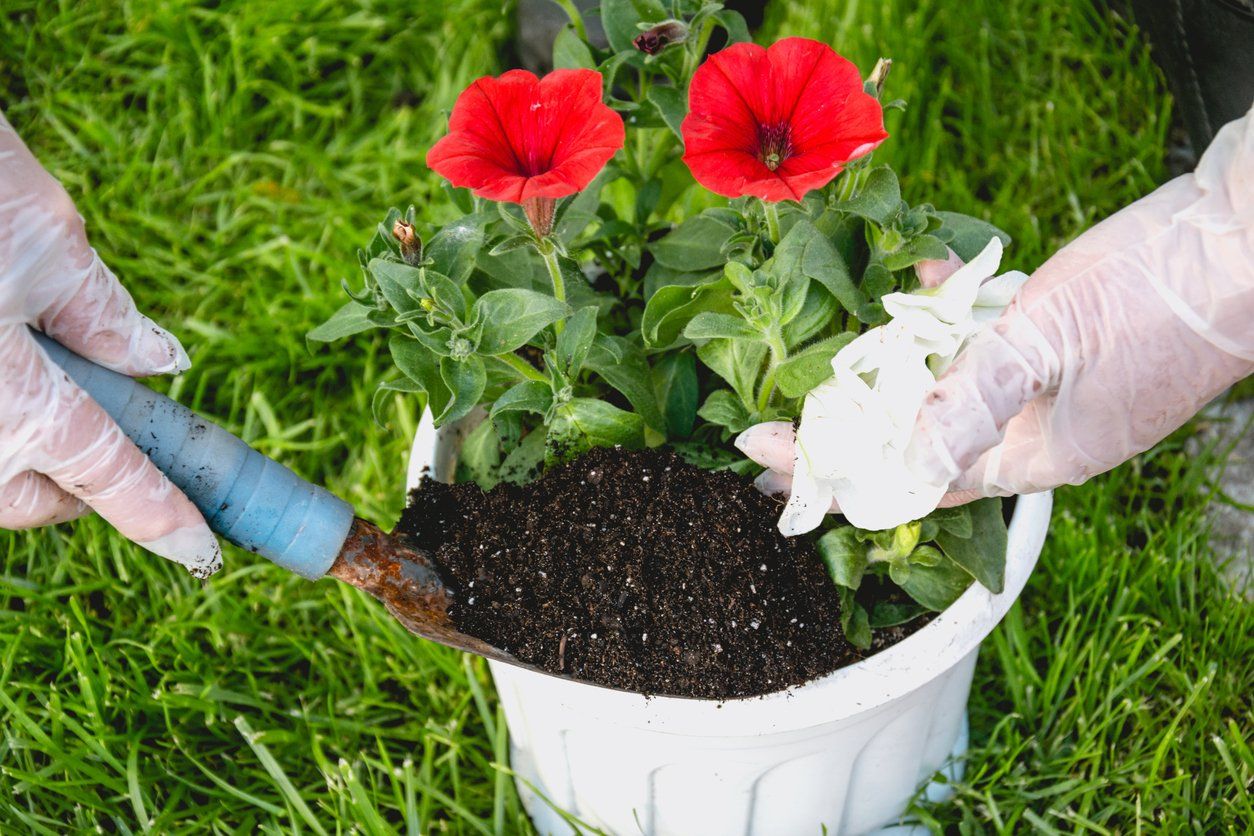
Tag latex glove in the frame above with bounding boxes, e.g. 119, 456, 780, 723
741, 104, 1253, 514
0, 111, 221, 577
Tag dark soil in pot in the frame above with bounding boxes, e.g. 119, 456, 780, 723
397, 446, 923, 699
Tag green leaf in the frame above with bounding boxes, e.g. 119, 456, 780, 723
899, 553, 973, 611
552, 25, 595, 70
490, 380, 553, 418
669, 438, 757, 473
935, 498, 1007, 593
650, 212, 738, 272
696, 389, 751, 433
600, 0, 665, 53
585, 336, 667, 433
782, 282, 838, 347
438, 355, 486, 423
774, 333, 856, 398
840, 167, 902, 226
555, 166, 613, 244
472, 289, 569, 355
868, 600, 928, 628
641, 279, 736, 349
477, 246, 543, 291
683, 311, 759, 341
307, 301, 376, 343
549, 398, 645, 455
556, 306, 598, 375
651, 351, 698, 439
880, 233, 950, 271
426, 214, 487, 284
457, 419, 500, 490
712, 9, 751, 43
370, 259, 424, 315
936, 211, 1011, 261
642, 262, 720, 301
422, 270, 470, 319
389, 334, 450, 420
647, 84, 686, 141
489, 234, 536, 256
838, 586, 872, 650
774, 218, 866, 315
697, 337, 766, 407
929, 505, 973, 539
499, 429, 547, 485
817, 526, 868, 590
370, 377, 424, 426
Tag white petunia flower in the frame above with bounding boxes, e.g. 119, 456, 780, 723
779, 237, 1026, 534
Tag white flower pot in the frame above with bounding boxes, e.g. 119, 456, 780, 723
407, 412, 1052, 835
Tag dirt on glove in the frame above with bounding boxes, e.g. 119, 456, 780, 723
397, 445, 918, 699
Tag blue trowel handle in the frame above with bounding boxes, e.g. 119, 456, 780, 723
33, 329, 354, 580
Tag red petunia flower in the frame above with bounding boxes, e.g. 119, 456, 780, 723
427, 68, 625, 236
681, 38, 888, 202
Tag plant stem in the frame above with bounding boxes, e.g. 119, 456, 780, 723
552, 0, 587, 42
757, 328, 789, 413
540, 243, 567, 335
497, 352, 547, 383
762, 201, 782, 245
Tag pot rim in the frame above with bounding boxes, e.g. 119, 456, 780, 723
408, 410, 1052, 736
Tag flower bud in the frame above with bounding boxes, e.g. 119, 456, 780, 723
632, 20, 688, 56
392, 219, 423, 266
522, 196, 556, 239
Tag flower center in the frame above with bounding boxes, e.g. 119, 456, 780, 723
757, 123, 793, 171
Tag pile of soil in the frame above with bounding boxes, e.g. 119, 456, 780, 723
398, 447, 890, 699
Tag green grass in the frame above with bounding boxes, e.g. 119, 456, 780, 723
1, 0, 1249, 831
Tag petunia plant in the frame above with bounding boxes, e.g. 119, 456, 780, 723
310, 0, 1022, 649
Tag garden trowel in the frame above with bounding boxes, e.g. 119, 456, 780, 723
34, 328, 532, 671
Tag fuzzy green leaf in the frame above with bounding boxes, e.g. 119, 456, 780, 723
472, 289, 569, 355
774, 332, 857, 398
585, 336, 666, 433
552, 25, 595, 70
307, 301, 376, 343
600, 0, 666, 53
817, 526, 867, 590
548, 398, 645, 456
650, 213, 738, 272
647, 84, 686, 141
683, 311, 759, 341
935, 498, 1007, 593
899, 553, 973, 611
840, 167, 902, 226
641, 279, 737, 349
868, 600, 928, 628
438, 355, 486, 424
697, 337, 767, 407
696, 389, 751, 433
499, 429, 547, 485
557, 306, 599, 375
490, 380, 553, 418
936, 211, 1011, 261
838, 586, 872, 649
651, 351, 698, 439
389, 334, 450, 420
457, 419, 500, 490
774, 218, 866, 315
426, 214, 487, 284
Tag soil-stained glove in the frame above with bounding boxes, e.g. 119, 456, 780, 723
0, 111, 221, 577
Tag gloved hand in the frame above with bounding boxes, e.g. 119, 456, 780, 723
0, 111, 221, 577
739, 104, 1253, 515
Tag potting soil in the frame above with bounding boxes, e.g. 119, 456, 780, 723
397, 445, 906, 699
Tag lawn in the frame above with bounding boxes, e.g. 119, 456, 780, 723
1, 0, 1250, 832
